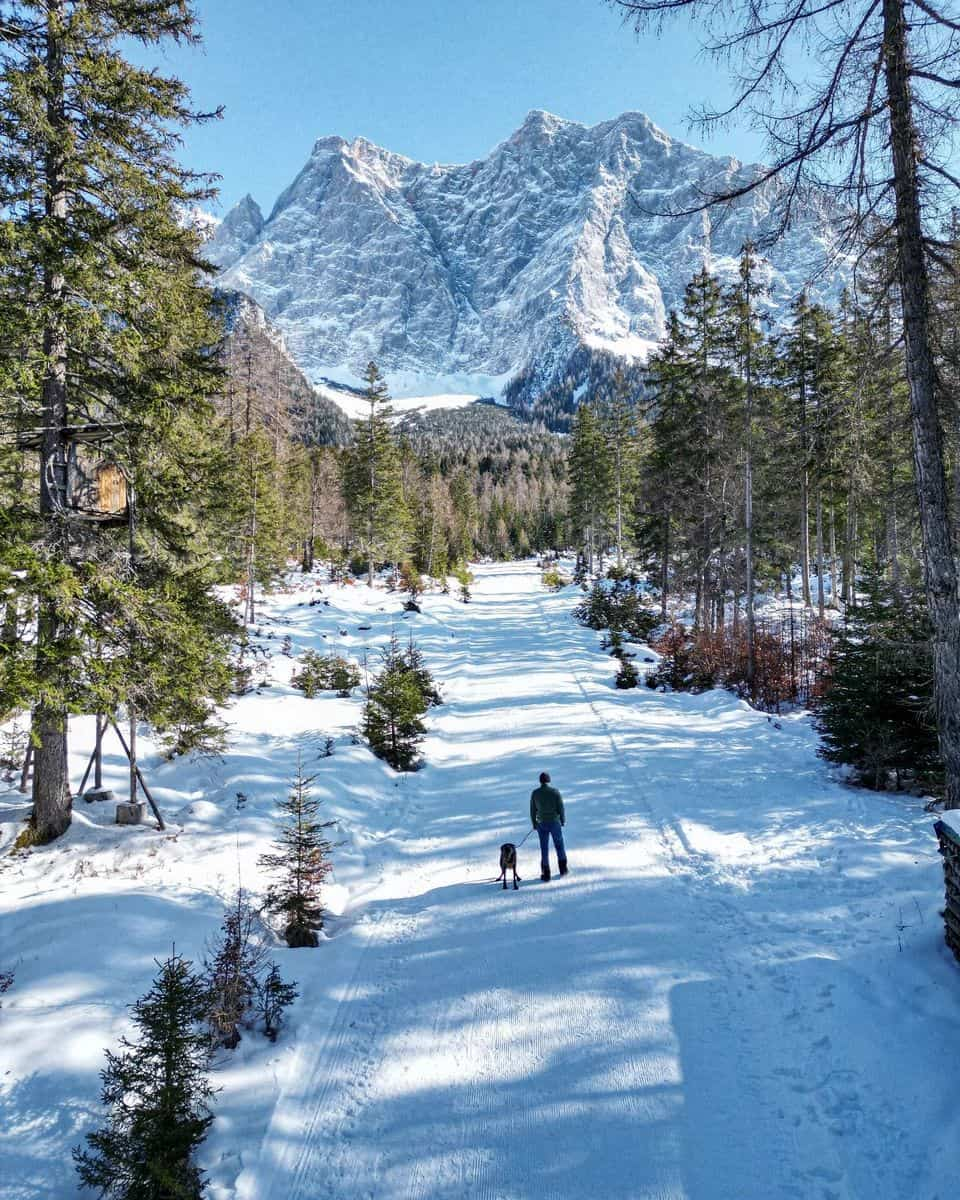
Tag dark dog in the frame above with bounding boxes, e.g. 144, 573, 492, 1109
496, 842, 520, 890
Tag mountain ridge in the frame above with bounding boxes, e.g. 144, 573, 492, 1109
207, 109, 847, 411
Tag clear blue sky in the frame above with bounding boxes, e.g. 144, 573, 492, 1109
146, 0, 767, 216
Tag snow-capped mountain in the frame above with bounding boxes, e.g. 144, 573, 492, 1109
208, 110, 846, 403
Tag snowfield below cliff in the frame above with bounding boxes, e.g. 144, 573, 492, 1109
1, 562, 958, 1200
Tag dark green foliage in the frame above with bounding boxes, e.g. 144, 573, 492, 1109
291, 651, 360, 698
568, 401, 613, 573
574, 582, 660, 643
341, 363, 411, 583
400, 637, 442, 707
362, 633, 435, 770
566, 372, 642, 570
815, 579, 940, 791
259, 759, 335, 947
615, 657, 640, 689
452, 561, 473, 604
257, 965, 299, 1043
0, 967, 13, 1007
74, 953, 215, 1200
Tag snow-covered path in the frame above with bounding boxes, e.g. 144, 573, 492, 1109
2, 561, 959, 1200
236, 564, 957, 1200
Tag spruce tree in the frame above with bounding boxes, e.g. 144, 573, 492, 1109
341, 363, 410, 586
568, 401, 612, 574
362, 633, 429, 770
259, 758, 335, 948
815, 574, 940, 791
0, 1, 230, 840
615, 656, 640, 689
645, 271, 740, 632
74, 952, 215, 1200
599, 371, 642, 567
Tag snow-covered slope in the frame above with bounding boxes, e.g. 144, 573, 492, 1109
315, 381, 486, 422
208, 110, 847, 398
2, 563, 958, 1199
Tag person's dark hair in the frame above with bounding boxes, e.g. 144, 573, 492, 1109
539, 771, 550, 784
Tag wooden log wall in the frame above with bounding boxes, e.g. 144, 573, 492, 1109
934, 819, 960, 964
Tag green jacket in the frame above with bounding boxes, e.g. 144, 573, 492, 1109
530, 783, 565, 828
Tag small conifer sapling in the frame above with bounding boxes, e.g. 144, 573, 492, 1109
201, 890, 270, 1049
74, 952, 215, 1200
259, 758, 335, 948
257, 965, 299, 1042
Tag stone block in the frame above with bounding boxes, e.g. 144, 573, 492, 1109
83, 788, 116, 804
116, 801, 147, 826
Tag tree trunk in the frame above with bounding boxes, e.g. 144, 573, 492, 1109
31, 2, 71, 842
815, 487, 825, 621
884, 0, 960, 808
843, 471, 857, 606
886, 386, 902, 597
302, 454, 318, 573
743, 250, 757, 691
31, 704, 70, 842
245, 470, 258, 625
660, 506, 670, 620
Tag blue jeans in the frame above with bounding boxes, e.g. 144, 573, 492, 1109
537, 820, 566, 870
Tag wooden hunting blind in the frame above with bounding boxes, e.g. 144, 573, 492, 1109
14, 421, 130, 525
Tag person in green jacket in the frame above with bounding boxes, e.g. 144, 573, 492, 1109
530, 771, 567, 882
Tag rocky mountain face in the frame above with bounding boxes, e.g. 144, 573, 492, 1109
208, 110, 846, 412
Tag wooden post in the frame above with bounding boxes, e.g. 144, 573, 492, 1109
129, 709, 137, 806
18, 742, 32, 794
94, 713, 103, 789
109, 719, 165, 830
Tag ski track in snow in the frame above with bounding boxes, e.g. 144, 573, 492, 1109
2, 561, 959, 1200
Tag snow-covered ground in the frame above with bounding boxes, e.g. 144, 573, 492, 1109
315, 382, 487, 421
2, 562, 958, 1199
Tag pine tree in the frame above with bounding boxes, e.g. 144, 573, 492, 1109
815, 574, 940, 792
568, 401, 612, 574
0, 1, 230, 840
362, 634, 429, 770
452, 560, 473, 603
599, 371, 642, 568
401, 636, 441, 706
615, 656, 640, 689
645, 271, 740, 631
726, 244, 769, 691
341, 363, 410, 585
219, 428, 290, 625
259, 757, 336, 948
74, 952, 215, 1200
